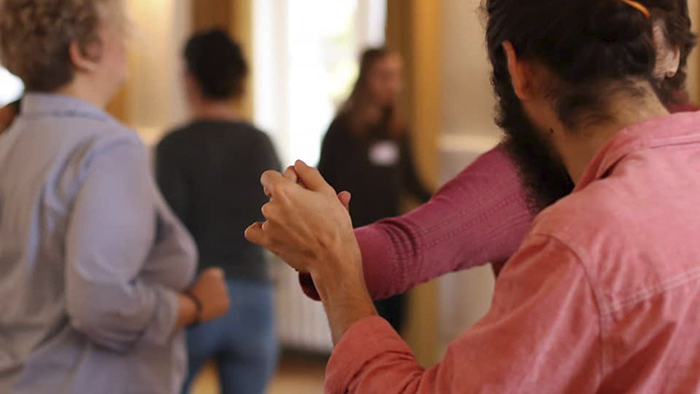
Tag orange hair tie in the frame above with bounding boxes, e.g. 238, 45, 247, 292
615, 0, 651, 19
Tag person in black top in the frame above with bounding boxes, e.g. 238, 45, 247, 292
318, 48, 432, 334
156, 30, 280, 394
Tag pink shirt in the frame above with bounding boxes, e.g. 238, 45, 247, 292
325, 111, 700, 393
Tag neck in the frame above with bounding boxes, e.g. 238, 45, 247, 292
54, 80, 111, 109
192, 99, 241, 122
557, 90, 669, 183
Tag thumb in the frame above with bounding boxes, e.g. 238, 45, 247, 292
338, 191, 352, 211
294, 160, 334, 195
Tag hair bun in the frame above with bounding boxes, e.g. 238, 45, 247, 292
558, 0, 655, 83
589, 0, 651, 41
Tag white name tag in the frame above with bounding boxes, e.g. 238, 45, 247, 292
369, 141, 399, 166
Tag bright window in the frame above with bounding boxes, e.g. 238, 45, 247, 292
253, 0, 386, 166
0, 67, 24, 107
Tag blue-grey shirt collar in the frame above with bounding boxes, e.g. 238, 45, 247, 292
21, 92, 116, 125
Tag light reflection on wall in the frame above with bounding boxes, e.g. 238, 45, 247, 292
0, 67, 24, 107
123, 0, 191, 145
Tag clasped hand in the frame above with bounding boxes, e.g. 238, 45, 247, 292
245, 160, 377, 343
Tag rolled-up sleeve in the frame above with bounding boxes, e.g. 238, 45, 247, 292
65, 136, 179, 353
325, 235, 602, 393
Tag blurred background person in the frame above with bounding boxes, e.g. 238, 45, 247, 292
0, 1, 229, 393
156, 29, 281, 394
0, 100, 20, 134
318, 48, 433, 334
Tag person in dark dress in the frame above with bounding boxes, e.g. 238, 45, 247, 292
318, 48, 432, 334
155, 30, 281, 394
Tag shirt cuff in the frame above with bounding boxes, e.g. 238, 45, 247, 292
354, 226, 397, 300
139, 284, 180, 347
299, 272, 321, 301
325, 315, 412, 393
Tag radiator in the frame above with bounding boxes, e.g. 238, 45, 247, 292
272, 259, 333, 353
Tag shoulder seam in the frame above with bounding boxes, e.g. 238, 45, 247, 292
529, 232, 607, 383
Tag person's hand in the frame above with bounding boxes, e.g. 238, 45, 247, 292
279, 165, 352, 301
247, 161, 360, 281
188, 268, 230, 323
246, 161, 375, 343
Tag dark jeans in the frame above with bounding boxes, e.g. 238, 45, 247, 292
182, 279, 278, 394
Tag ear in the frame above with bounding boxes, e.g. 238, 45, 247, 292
652, 23, 681, 79
659, 45, 681, 79
69, 41, 99, 73
503, 41, 536, 101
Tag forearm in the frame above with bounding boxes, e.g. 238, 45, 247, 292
310, 246, 378, 344
359, 144, 533, 299
66, 280, 181, 352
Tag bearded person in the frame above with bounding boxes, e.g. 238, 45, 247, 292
247, 0, 700, 392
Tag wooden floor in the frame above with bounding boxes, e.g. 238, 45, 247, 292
192, 353, 327, 394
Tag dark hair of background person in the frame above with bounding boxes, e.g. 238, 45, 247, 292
341, 47, 404, 140
483, 0, 692, 212
185, 28, 249, 100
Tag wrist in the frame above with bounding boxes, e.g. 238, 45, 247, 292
309, 246, 362, 300
176, 294, 198, 328
184, 290, 203, 324
309, 247, 377, 344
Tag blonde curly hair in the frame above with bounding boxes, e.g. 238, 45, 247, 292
0, 0, 124, 92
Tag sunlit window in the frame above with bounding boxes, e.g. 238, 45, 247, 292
0, 67, 24, 107
253, 0, 386, 166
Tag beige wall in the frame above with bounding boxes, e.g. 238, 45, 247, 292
441, 0, 501, 140
112, 0, 192, 144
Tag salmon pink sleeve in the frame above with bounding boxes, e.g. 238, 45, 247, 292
324, 234, 603, 393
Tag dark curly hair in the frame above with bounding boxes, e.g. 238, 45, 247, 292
483, 0, 694, 211
184, 29, 249, 100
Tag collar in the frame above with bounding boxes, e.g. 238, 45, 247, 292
575, 110, 700, 191
20, 92, 116, 125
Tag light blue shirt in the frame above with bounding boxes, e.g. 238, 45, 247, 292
0, 94, 197, 394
